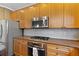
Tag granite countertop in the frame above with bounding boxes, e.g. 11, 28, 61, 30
14, 36, 79, 48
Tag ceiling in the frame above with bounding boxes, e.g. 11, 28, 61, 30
0, 3, 36, 11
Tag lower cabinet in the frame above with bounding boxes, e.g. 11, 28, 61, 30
13, 39, 79, 56
13, 39, 28, 56
47, 44, 79, 56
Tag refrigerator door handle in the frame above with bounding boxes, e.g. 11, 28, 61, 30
0, 24, 3, 39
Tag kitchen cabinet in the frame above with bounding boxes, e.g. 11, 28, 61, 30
10, 10, 24, 21
10, 3, 79, 28
32, 4, 40, 18
39, 3, 50, 17
0, 7, 11, 20
64, 4, 79, 28
10, 11, 18, 21
49, 3, 79, 28
21, 4, 40, 28
14, 37, 79, 56
13, 39, 21, 55
11, 4, 40, 28
23, 7, 33, 28
4, 9, 11, 20
0, 7, 4, 19
18, 9, 27, 28
47, 44, 79, 56
11, 9, 31, 28
20, 4, 40, 28
13, 39, 28, 56
47, 44, 58, 56
49, 3, 64, 28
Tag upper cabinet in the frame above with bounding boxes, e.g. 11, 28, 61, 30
49, 3, 64, 28
0, 7, 11, 20
39, 3, 50, 17
4, 9, 11, 20
33, 4, 40, 18
10, 3, 79, 28
64, 4, 79, 28
0, 8, 4, 19
10, 12, 17, 21
10, 4, 40, 28
49, 3, 79, 28
22, 4, 40, 28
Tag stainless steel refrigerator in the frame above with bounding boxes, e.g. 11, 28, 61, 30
0, 20, 22, 56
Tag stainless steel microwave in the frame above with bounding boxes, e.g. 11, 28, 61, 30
32, 16, 48, 28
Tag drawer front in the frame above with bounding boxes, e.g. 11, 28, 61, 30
57, 49, 70, 56
55, 45, 70, 56
47, 44, 58, 49
47, 48, 58, 53
47, 44, 73, 56
57, 45, 71, 52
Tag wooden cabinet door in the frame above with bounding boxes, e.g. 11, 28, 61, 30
33, 4, 40, 18
49, 3, 64, 28
21, 43, 28, 56
13, 39, 28, 56
39, 3, 50, 17
23, 7, 33, 28
57, 45, 79, 56
64, 4, 79, 28
17, 9, 27, 28
47, 44, 58, 56
19, 40, 28, 56
67, 47, 79, 56
0, 8, 6, 20
4, 9, 11, 20
11, 9, 26, 28
57, 45, 71, 56
10, 12, 18, 21
0, 8, 10, 20
13, 39, 21, 56
21, 4, 40, 28
47, 43, 79, 56
23, 8, 30, 28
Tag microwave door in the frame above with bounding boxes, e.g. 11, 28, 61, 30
32, 21, 37, 28
32, 21, 40, 28
38, 20, 43, 28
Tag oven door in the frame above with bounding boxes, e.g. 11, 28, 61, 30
28, 42, 45, 56
28, 46, 45, 56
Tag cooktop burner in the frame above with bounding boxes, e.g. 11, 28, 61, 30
31, 36, 49, 40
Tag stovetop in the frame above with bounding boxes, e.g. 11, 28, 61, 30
31, 36, 49, 40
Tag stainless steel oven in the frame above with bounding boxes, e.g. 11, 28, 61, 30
28, 41, 46, 56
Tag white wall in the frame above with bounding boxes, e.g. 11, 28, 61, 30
24, 29, 79, 40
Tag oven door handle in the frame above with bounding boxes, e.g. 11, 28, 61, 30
28, 46, 33, 48
28, 46, 45, 51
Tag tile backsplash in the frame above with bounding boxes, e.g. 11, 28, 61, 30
24, 29, 79, 40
